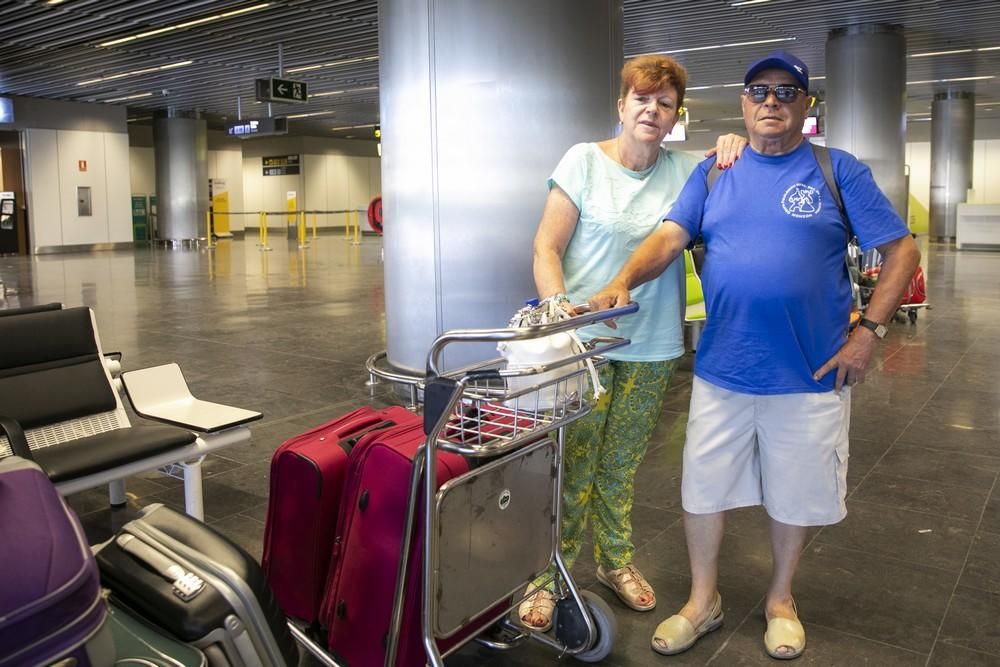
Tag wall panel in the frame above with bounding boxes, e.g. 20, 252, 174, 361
104, 132, 131, 242
58, 129, 109, 246
24, 129, 62, 248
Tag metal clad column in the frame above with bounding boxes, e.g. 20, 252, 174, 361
153, 116, 208, 241
380, 0, 623, 373
825, 24, 907, 217
930, 91, 975, 240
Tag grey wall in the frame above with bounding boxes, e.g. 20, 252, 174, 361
5, 95, 127, 133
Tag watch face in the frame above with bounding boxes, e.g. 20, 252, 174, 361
876, 324, 888, 338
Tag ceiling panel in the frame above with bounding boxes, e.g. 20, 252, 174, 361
0, 0, 995, 142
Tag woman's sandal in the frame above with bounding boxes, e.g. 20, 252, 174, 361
517, 589, 556, 633
650, 593, 724, 656
596, 564, 656, 611
764, 599, 806, 660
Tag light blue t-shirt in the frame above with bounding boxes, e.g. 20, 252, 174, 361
550, 143, 700, 361
667, 141, 910, 394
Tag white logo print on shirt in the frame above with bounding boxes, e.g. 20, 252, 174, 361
781, 183, 822, 218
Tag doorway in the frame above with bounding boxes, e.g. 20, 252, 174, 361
0, 130, 28, 255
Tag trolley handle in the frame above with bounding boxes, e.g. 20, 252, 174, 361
425, 302, 638, 377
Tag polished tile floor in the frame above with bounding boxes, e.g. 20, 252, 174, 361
5, 234, 998, 666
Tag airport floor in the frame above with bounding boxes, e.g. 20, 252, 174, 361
6, 233, 998, 666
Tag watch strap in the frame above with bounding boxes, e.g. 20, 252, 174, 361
858, 318, 886, 339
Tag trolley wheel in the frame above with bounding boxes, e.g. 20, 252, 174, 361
908, 309, 918, 324
554, 591, 616, 663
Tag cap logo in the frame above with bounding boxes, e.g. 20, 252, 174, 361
793, 65, 803, 74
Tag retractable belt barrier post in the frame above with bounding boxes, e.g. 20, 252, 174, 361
297, 211, 309, 249
205, 211, 215, 249
259, 211, 272, 252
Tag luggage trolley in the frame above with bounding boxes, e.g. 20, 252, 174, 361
361, 303, 639, 666
849, 240, 930, 325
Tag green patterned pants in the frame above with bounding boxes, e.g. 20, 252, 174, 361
537, 358, 679, 589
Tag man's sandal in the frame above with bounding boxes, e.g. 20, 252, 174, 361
517, 589, 556, 633
764, 599, 806, 660
650, 594, 724, 656
596, 564, 656, 611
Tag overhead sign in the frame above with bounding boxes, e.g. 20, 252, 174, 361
263, 154, 300, 176
256, 77, 308, 104
226, 117, 288, 138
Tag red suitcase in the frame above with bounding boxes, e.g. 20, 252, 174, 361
261, 405, 420, 623
321, 420, 498, 667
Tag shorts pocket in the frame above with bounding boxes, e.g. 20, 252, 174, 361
834, 440, 850, 505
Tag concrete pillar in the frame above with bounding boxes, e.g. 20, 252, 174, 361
930, 91, 975, 240
153, 116, 208, 241
380, 0, 623, 373
825, 24, 907, 218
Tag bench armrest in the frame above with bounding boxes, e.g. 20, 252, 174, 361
0, 415, 32, 459
120, 363, 262, 433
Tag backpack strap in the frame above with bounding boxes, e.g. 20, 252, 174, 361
810, 143, 851, 238
705, 156, 722, 192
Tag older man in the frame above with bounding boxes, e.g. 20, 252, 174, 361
589, 50, 920, 660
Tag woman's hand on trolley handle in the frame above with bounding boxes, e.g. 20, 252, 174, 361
587, 280, 632, 329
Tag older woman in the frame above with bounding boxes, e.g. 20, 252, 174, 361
520, 54, 745, 631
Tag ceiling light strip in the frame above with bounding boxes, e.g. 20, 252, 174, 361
311, 85, 379, 98
331, 123, 377, 131
104, 92, 154, 103
98, 3, 271, 48
628, 37, 794, 58
910, 46, 1000, 58
286, 56, 379, 74
906, 75, 996, 85
77, 60, 193, 86
285, 111, 335, 119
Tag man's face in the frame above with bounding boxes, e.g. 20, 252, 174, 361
741, 68, 810, 143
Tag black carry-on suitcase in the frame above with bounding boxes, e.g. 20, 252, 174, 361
96, 503, 299, 667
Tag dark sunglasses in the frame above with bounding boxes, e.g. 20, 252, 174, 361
743, 84, 806, 103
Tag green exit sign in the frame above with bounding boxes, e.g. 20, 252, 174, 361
255, 77, 308, 104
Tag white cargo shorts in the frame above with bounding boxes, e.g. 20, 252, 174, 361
681, 376, 851, 526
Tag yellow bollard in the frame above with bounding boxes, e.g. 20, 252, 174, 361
298, 210, 309, 249
205, 211, 215, 248
259, 211, 272, 251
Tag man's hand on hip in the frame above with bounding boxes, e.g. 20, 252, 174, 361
813, 327, 880, 391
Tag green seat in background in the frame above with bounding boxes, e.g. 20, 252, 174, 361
684, 250, 705, 350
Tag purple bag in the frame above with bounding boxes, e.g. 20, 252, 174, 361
0, 457, 111, 667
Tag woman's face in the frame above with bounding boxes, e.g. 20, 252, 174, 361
617, 83, 680, 145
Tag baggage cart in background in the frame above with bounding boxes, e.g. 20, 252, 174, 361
857, 241, 930, 324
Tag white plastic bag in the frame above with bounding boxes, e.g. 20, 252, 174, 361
497, 299, 604, 410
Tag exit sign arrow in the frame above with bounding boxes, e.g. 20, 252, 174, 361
255, 77, 308, 104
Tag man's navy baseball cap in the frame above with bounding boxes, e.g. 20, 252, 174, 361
744, 50, 809, 90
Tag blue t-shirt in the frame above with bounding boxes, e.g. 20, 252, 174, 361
667, 141, 909, 394
550, 143, 700, 361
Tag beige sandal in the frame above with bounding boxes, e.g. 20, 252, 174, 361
651, 593, 724, 656
517, 589, 556, 633
764, 599, 806, 660
596, 564, 656, 611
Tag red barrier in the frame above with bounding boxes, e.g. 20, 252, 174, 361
367, 196, 383, 235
